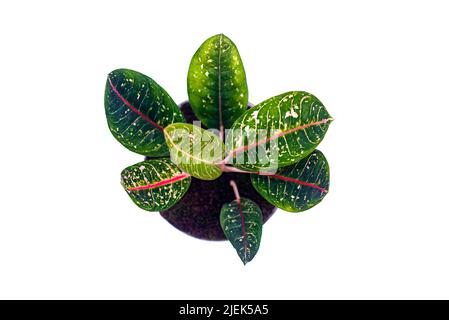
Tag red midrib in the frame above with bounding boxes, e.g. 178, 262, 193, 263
236, 199, 248, 262
108, 77, 165, 132
228, 118, 332, 159
267, 174, 328, 193
127, 173, 190, 191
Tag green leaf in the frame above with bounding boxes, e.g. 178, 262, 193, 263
164, 123, 225, 180
121, 158, 191, 211
251, 150, 330, 212
105, 69, 185, 156
226, 91, 333, 171
187, 34, 248, 130
220, 197, 263, 265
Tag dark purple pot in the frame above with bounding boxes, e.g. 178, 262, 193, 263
147, 101, 277, 241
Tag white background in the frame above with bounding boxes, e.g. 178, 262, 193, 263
1, 0, 448, 299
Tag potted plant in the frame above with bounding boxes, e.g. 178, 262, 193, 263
104, 34, 333, 264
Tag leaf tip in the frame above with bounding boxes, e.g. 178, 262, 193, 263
239, 253, 249, 265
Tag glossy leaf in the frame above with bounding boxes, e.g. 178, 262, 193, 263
164, 123, 224, 180
220, 197, 263, 265
226, 91, 333, 171
105, 69, 185, 156
187, 34, 248, 130
121, 158, 191, 211
251, 150, 330, 212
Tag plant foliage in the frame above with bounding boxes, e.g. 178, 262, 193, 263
104, 34, 333, 264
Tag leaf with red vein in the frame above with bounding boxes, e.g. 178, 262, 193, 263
251, 150, 330, 212
220, 195, 263, 265
105, 69, 185, 156
226, 91, 333, 171
121, 158, 191, 211
127, 173, 190, 191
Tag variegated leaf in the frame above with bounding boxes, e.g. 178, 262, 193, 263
105, 69, 185, 156
121, 158, 191, 211
226, 91, 333, 171
220, 197, 263, 265
164, 123, 224, 180
187, 34, 248, 130
251, 150, 329, 212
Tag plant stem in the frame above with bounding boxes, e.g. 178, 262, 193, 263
229, 180, 241, 203
220, 155, 231, 166
221, 165, 273, 176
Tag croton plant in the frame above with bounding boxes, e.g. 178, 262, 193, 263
104, 34, 333, 265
